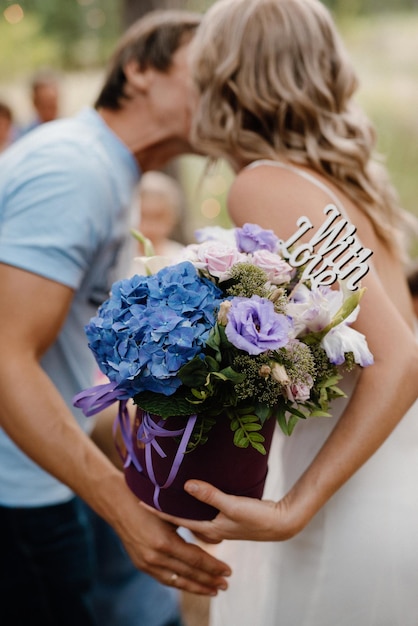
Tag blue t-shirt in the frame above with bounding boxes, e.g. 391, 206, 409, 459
0, 107, 140, 506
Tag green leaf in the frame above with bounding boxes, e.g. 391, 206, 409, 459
219, 366, 245, 384
307, 408, 332, 418
230, 418, 240, 432
254, 403, 271, 424
249, 432, 265, 442
242, 423, 262, 432
329, 386, 346, 398
228, 411, 268, 454
205, 355, 220, 371
234, 429, 250, 448
287, 414, 300, 435
274, 404, 304, 436
133, 390, 194, 418
205, 325, 223, 361
285, 405, 307, 420
239, 415, 259, 424
251, 441, 267, 455
277, 410, 290, 436
178, 357, 209, 387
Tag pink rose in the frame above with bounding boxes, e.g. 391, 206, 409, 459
285, 376, 313, 402
194, 241, 248, 282
252, 250, 294, 284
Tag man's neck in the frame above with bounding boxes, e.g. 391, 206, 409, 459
97, 107, 194, 171
135, 137, 194, 172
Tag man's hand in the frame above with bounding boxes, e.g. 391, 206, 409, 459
106, 475, 232, 596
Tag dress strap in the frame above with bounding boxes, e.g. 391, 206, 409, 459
244, 160, 350, 221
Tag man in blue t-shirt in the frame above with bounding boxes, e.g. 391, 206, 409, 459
0, 9, 230, 626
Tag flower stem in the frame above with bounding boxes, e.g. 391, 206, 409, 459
130, 228, 155, 257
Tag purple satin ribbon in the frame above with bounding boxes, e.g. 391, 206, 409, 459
138, 411, 197, 510
73, 381, 123, 416
73, 382, 197, 510
73, 381, 142, 471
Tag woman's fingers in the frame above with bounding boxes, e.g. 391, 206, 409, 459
184, 480, 233, 510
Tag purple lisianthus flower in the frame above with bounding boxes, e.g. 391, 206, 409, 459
235, 223, 280, 253
225, 295, 292, 355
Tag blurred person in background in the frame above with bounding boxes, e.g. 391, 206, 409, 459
133, 170, 186, 258
0, 100, 17, 152
0, 9, 230, 626
20, 69, 60, 135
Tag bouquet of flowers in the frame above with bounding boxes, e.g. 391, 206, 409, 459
75, 220, 373, 519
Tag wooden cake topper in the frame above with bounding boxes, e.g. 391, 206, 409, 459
279, 205, 373, 291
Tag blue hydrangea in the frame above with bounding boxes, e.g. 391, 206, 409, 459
85, 262, 223, 397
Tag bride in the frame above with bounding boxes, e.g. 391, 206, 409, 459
149, 1, 418, 624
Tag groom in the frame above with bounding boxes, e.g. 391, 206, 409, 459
0, 9, 230, 626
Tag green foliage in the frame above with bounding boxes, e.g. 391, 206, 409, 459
185, 414, 217, 451
322, 0, 417, 15
133, 389, 197, 418
0, 12, 59, 79
275, 402, 308, 437
230, 411, 267, 455
341, 13, 418, 249
0, 0, 122, 72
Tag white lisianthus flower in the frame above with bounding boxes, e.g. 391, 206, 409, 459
321, 324, 374, 367
287, 282, 373, 367
286, 283, 342, 336
130, 256, 174, 276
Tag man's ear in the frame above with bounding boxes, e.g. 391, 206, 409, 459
124, 59, 153, 94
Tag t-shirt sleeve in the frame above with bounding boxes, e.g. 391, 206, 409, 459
0, 142, 112, 289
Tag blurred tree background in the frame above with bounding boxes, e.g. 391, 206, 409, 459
0, 0, 417, 246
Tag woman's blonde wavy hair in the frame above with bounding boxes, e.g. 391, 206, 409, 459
190, 0, 413, 254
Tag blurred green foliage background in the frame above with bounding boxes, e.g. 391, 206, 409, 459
0, 0, 417, 243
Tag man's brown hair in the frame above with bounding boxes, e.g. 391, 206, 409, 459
95, 10, 201, 110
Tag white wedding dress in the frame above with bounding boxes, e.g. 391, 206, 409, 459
209, 162, 418, 626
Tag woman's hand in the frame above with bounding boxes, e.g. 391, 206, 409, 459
140, 479, 303, 544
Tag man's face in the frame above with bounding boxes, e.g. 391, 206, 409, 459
147, 41, 197, 142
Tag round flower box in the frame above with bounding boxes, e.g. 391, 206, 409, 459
124, 408, 278, 520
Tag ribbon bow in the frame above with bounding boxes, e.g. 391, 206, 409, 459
73, 382, 197, 510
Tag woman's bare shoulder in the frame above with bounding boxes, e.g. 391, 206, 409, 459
228, 162, 346, 239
